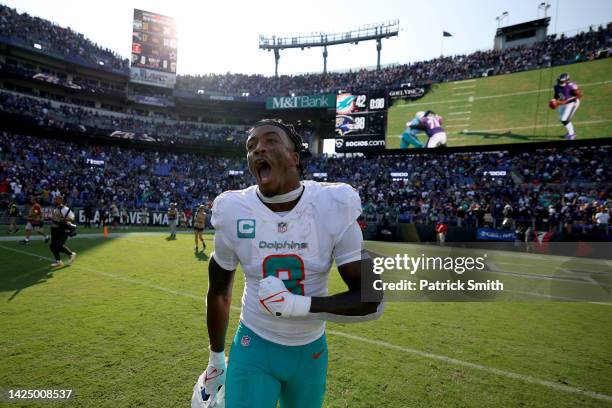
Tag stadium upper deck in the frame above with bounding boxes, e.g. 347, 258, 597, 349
1, 4, 610, 98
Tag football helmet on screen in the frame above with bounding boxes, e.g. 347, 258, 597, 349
558, 73, 570, 84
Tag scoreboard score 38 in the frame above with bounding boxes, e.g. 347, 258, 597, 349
334, 91, 387, 152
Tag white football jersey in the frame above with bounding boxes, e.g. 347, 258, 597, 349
211, 181, 362, 346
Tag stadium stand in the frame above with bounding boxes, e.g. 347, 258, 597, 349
1, 59, 126, 96
0, 6, 609, 238
175, 24, 611, 96
0, 91, 247, 145
1, 132, 609, 234
0, 4, 129, 71
1, 3, 610, 98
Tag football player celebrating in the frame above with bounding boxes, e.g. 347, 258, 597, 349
192, 119, 382, 408
400, 111, 425, 149
410, 110, 447, 148
21, 196, 49, 245
549, 73, 582, 140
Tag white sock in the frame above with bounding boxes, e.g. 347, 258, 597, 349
565, 122, 575, 135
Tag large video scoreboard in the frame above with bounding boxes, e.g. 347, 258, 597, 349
334, 91, 387, 152
130, 9, 178, 88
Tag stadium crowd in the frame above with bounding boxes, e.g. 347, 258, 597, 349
1, 132, 609, 233
175, 24, 611, 96
314, 149, 610, 233
1, 4, 610, 97
0, 59, 126, 97
0, 4, 129, 71
0, 92, 247, 145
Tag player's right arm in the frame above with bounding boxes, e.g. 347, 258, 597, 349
193, 253, 235, 405
193, 196, 238, 403
206, 257, 235, 352
206, 195, 238, 352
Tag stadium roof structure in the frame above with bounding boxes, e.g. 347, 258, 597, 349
494, 17, 550, 51
495, 17, 551, 36
259, 20, 399, 77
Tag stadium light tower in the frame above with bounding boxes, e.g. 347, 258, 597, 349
259, 20, 400, 77
538, 2, 551, 18
496, 11, 509, 28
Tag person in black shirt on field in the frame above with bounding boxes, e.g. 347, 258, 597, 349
49, 195, 76, 267
8, 200, 19, 233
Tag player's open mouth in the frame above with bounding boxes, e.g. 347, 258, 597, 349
254, 159, 273, 183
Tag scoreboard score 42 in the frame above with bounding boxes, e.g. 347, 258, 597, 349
335, 91, 387, 152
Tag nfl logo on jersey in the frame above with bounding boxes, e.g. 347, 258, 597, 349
277, 222, 288, 233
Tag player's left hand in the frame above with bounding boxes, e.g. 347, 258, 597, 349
258, 276, 311, 318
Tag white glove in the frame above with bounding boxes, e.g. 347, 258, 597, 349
258, 276, 311, 318
191, 349, 226, 408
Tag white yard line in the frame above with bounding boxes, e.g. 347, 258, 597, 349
0, 231, 197, 242
446, 117, 471, 121
0, 244, 205, 301
449, 105, 471, 109
2, 243, 612, 403
476, 80, 611, 101
453, 85, 476, 90
445, 124, 470, 128
448, 111, 472, 115
398, 80, 612, 107
396, 98, 466, 107
327, 331, 612, 404
453, 92, 475, 96
507, 289, 612, 302
459, 118, 612, 134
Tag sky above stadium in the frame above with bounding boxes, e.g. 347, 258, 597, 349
3, 0, 610, 76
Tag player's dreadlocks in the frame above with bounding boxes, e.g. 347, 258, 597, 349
248, 118, 309, 174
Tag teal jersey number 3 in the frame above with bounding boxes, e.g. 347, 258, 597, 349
262, 254, 305, 295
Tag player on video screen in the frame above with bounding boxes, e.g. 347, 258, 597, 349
410, 110, 447, 148
400, 111, 425, 149
550, 73, 582, 140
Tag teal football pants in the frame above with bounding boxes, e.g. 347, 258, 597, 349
400, 131, 424, 148
226, 322, 328, 408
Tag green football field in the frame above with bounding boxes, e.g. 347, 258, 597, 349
386, 58, 612, 148
1, 233, 611, 407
